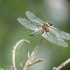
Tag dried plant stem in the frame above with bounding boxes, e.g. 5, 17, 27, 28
27, 59, 43, 67
23, 38, 44, 70
53, 58, 70, 70
12, 39, 29, 70
27, 49, 30, 59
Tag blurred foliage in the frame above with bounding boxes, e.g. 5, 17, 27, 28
0, 0, 70, 70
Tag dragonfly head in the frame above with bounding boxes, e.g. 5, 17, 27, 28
47, 21, 52, 26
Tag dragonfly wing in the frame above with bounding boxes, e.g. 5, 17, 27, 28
26, 11, 44, 24
49, 26, 70, 40
42, 31, 68, 47
17, 17, 38, 30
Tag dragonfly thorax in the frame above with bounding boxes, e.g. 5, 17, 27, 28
42, 23, 51, 32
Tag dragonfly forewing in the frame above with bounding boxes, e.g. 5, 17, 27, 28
17, 17, 38, 30
49, 26, 70, 40
26, 11, 44, 24
42, 31, 68, 47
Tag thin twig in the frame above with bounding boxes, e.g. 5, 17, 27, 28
27, 49, 30, 59
12, 39, 29, 70
53, 58, 70, 70
27, 59, 43, 67
23, 38, 44, 70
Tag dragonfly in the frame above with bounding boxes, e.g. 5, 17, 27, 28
17, 11, 70, 47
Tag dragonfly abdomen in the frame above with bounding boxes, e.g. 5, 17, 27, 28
30, 27, 43, 36
30, 31, 39, 36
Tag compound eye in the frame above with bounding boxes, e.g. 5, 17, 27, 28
48, 21, 52, 26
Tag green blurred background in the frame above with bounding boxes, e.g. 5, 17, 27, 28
0, 0, 70, 70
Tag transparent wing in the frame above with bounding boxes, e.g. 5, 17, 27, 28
17, 17, 38, 30
42, 31, 68, 47
26, 11, 44, 24
48, 26, 70, 40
